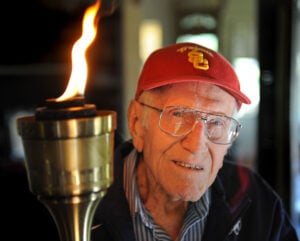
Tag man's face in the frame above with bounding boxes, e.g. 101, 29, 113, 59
131, 82, 237, 202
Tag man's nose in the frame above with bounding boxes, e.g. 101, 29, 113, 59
180, 121, 208, 152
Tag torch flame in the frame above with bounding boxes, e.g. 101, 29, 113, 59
56, 0, 101, 101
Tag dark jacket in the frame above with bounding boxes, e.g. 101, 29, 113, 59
92, 141, 299, 241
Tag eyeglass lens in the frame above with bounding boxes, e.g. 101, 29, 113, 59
159, 107, 240, 144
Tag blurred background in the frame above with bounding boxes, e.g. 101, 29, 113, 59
0, 0, 299, 239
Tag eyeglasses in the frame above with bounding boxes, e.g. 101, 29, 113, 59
138, 101, 241, 145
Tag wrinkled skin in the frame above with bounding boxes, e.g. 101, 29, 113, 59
127, 82, 237, 239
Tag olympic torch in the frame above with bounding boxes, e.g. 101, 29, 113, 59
16, 1, 116, 241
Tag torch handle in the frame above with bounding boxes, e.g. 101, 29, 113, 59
40, 192, 104, 241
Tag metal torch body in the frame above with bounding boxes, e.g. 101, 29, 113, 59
17, 110, 116, 241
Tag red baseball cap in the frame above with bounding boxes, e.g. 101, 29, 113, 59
135, 42, 251, 108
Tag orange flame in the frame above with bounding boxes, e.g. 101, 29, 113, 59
56, 0, 101, 101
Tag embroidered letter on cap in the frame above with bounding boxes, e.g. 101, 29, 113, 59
188, 50, 209, 70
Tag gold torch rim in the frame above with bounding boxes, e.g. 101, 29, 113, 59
17, 110, 117, 139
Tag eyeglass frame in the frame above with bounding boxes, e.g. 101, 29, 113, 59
137, 101, 242, 145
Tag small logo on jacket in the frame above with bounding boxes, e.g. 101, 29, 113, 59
229, 219, 242, 236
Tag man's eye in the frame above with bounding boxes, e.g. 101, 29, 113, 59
208, 118, 225, 126
172, 110, 183, 117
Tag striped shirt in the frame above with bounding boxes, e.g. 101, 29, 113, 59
123, 149, 210, 241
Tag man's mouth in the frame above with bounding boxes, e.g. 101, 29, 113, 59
173, 160, 204, 170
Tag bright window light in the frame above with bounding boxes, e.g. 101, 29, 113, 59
6, 109, 34, 160
179, 13, 217, 31
139, 19, 162, 62
176, 33, 219, 51
233, 58, 260, 117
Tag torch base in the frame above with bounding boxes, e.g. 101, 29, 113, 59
40, 191, 105, 241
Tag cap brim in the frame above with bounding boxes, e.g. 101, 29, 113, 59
139, 76, 251, 105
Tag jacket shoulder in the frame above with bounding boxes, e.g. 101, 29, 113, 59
211, 161, 299, 240
218, 161, 280, 201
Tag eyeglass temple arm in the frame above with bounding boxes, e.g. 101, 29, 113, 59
137, 102, 163, 113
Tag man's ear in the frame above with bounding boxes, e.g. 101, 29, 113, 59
127, 100, 144, 152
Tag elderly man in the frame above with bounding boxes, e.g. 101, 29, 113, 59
92, 42, 299, 241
